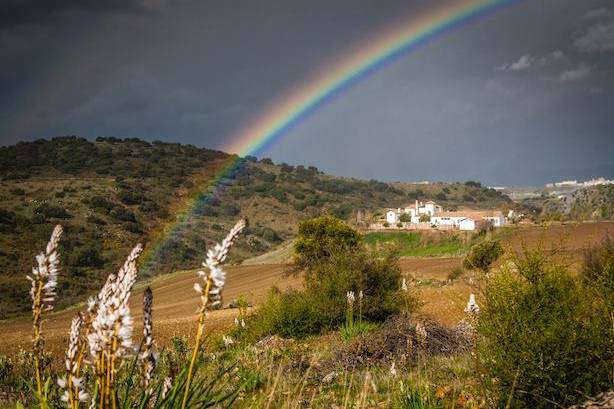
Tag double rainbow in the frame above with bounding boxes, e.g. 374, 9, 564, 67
141, 0, 514, 270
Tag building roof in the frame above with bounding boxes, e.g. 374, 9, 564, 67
435, 210, 503, 219
403, 200, 441, 209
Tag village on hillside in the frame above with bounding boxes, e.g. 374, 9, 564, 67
371, 200, 511, 231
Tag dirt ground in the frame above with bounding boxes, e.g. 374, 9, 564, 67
2, 221, 611, 356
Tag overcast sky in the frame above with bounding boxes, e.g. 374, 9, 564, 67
1, 0, 613, 185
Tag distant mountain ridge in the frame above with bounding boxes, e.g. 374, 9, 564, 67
0, 136, 513, 318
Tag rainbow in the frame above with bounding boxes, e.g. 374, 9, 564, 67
141, 0, 514, 271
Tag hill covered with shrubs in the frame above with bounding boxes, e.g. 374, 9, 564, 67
0, 136, 513, 318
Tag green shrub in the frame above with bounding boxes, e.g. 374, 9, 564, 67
463, 239, 503, 272
250, 288, 322, 338
89, 195, 114, 212
581, 234, 613, 296
34, 203, 72, 219
447, 267, 464, 281
261, 227, 281, 243
110, 206, 136, 222
419, 214, 430, 223
293, 216, 361, 274
478, 247, 613, 408
250, 218, 416, 338
70, 245, 104, 268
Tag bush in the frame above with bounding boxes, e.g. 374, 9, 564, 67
117, 190, 145, 205
581, 234, 613, 295
261, 227, 281, 243
419, 214, 431, 223
463, 239, 503, 272
250, 288, 322, 338
70, 245, 104, 268
293, 216, 361, 274
447, 267, 464, 281
249, 218, 416, 338
89, 195, 114, 212
109, 206, 136, 222
478, 247, 613, 408
34, 203, 72, 219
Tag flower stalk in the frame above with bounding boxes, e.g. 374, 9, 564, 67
28, 224, 63, 403
141, 287, 155, 390
181, 219, 246, 409
87, 244, 143, 409
58, 314, 88, 409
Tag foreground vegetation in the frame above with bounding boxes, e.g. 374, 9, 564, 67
0, 216, 612, 408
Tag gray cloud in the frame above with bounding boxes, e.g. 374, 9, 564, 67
575, 20, 614, 52
496, 54, 533, 71
559, 63, 592, 81
584, 8, 612, 19
538, 50, 565, 65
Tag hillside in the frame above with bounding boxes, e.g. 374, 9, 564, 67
531, 185, 614, 221
0, 136, 513, 318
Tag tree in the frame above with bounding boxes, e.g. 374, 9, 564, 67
399, 213, 410, 223
419, 214, 431, 223
293, 216, 361, 275
463, 239, 503, 272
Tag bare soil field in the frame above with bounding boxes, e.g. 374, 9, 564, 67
2, 221, 611, 356
0, 264, 298, 357
499, 221, 613, 253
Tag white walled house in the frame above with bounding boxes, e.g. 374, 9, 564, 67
431, 211, 505, 230
386, 209, 399, 224
376, 201, 505, 231
403, 200, 443, 221
458, 218, 476, 231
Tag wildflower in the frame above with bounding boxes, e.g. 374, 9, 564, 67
59, 314, 88, 408
359, 290, 363, 300
222, 335, 234, 348
87, 243, 143, 408
194, 219, 246, 310
415, 322, 427, 346
401, 278, 408, 292
161, 377, 173, 400
346, 291, 355, 304
183, 219, 246, 409
28, 224, 63, 398
390, 361, 397, 377
141, 287, 155, 389
464, 293, 480, 315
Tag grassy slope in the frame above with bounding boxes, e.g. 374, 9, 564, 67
0, 137, 513, 318
363, 231, 469, 257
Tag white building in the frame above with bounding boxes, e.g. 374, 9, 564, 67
386, 209, 399, 224
458, 218, 476, 231
379, 201, 506, 231
403, 200, 443, 222
431, 210, 505, 230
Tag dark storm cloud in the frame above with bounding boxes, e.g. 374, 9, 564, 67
0, 0, 612, 185
0, 0, 159, 29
